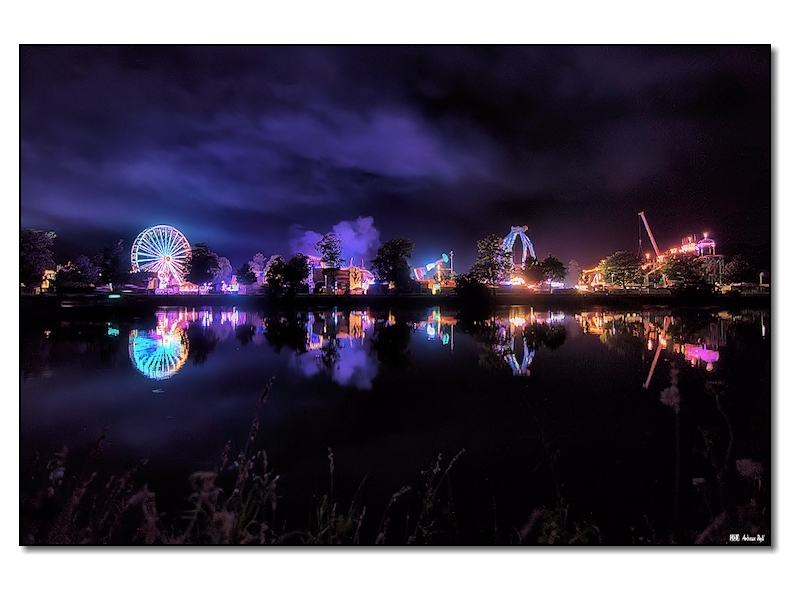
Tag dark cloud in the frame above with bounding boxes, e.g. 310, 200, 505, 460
21, 45, 770, 270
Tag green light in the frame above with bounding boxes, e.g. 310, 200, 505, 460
108, 294, 121, 299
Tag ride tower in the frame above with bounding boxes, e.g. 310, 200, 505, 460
503, 225, 536, 270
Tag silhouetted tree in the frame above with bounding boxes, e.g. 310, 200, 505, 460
522, 256, 544, 285
264, 254, 310, 296
94, 240, 125, 290
316, 233, 345, 292
236, 262, 257, 285
723, 255, 753, 284
469, 234, 513, 294
663, 256, 712, 292
55, 255, 99, 292
599, 251, 643, 288
20, 228, 56, 292
185, 243, 220, 285
371, 237, 415, 292
454, 272, 493, 313
540, 254, 567, 283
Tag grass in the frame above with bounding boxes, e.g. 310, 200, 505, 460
20, 375, 768, 545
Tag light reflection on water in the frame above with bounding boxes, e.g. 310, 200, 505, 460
120, 306, 765, 385
20, 304, 771, 544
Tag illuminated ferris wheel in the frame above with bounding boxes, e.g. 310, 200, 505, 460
130, 224, 191, 285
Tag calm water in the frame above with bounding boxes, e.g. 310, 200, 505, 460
20, 303, 771, 544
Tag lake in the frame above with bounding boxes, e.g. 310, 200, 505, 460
20, 302, 771, 545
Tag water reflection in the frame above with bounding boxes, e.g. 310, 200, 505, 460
460, 307, 567, 376
21, 303, 770, 544
295, 309, 379, 389
414, 308, 455, 348
122, 306, 766, 390
573, 310, 751, 386
128, 308, 266, 379
128, 312, 190, 380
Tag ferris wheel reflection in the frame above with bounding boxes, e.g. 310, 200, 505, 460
128, 311, 190, 380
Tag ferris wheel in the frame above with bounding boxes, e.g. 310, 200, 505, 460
130, 224, 191, 285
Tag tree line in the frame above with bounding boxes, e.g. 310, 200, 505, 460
21, 225, 763, 297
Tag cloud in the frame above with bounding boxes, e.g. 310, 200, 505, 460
289, 216, 380, 265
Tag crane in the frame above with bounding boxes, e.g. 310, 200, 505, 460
638, 211, 661, 258
638, 211, 670, 288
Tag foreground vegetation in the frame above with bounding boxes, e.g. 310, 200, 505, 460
21, 370, 768, 546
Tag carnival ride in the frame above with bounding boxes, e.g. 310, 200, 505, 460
503, 225, 536, 269
413, 253, 450, 280
638, 211, 723, 287
130, 224, 191, 286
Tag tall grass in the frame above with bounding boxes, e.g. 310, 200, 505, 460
25, 374, 765, 545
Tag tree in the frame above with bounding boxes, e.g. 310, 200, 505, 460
94, 240, 125, 290
371, 237, 415, 292
522, 256, 544, 285
216, 256, 234, 285
20, 228, 56, 292
250, 252, 267, 272
283, 254, 310, 295
185, 242, 220, 285
236, 262, 257, 285
470, 234, 513, 292
454, 272, 494, 310
316, 233, 345, 292
55, 254, 99, 292
540, 254, 567, 284
264, 254, 310, 296
663, 256, 711, 291
599, 251, 643, 288
566, 260, 581, 288
722, 255, 753, 284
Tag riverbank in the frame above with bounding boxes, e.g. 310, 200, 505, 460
20, 290, 770, 321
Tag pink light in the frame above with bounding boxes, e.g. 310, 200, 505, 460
684, 345, 719, 365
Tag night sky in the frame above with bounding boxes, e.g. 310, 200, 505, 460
20, 45, 771, 272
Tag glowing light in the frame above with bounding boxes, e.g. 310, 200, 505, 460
510, 317, 526, 327
128, 316, 189, 380
684, 344, 719, 366
130, 224, 191, 285
108, 294, 121, 299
